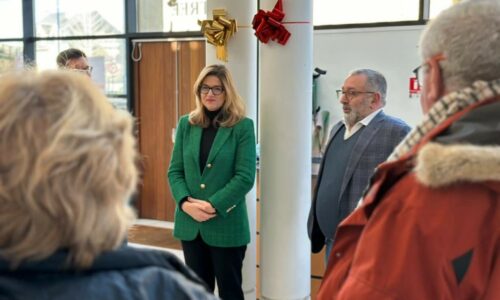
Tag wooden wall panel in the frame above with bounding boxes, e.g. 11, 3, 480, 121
312, 249, 326, 277
179, 40, 206, 117
135, 42, 176, 221
311, 278, 323, 300
134, 40, 206, 222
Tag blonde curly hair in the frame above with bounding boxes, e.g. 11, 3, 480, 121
0, 70, 138, 268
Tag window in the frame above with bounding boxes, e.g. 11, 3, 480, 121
0, 42, 23, 73
36, 39, 127, 96
430, 0, 455, 19
108, 96, 128, 111
314, 0, 420, 26
137, 0, 206, 32
35, 0, 125, 37
0, 0, 23, 38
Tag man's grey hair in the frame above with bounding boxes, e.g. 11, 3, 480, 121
349, 69, 387, 105
420, 0, 500, 91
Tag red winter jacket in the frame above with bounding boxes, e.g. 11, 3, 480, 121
318, 98, 500, 300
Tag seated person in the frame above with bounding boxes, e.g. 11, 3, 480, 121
0, 70, 218, 300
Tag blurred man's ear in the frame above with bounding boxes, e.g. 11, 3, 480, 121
371, 92, 382, 109
421, 59, 445, 113
428, 59, 445, 103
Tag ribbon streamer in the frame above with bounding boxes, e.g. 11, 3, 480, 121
252, 0, 291, 45
199, 9, 238, 62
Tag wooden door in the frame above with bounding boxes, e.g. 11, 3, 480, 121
134, 40, 205, 221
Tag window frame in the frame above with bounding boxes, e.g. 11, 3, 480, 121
0, 0, 203, 114
314, 0, 429, 30
0, 0, 444, 113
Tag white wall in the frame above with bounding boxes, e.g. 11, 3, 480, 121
313, 26, 425, 127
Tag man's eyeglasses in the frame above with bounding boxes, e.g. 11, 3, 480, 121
336, 89, 375, 100
66, 66, 93, 75
412, 54, 445, 87
412, 64, 426, 87
200, 85, 224, 95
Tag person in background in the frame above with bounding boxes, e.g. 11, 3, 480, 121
317, 0, 500, 299
307, 69, 411, 264
168, 64, 256, 300
0, 70, 217, 300
56, 48, 93, 77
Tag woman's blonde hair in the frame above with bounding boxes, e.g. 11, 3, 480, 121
0, 70, 138, 268
189, 64, 245, 127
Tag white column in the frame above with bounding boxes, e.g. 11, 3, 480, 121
259, 0, 312, 299
205, 1, 258, 300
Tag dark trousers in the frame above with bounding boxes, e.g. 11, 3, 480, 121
182, 234, 247, 300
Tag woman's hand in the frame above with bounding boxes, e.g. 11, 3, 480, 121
188, 197, 216, 214
181, 197, 216, 222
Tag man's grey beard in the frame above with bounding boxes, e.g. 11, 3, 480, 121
343, 111, 362, 129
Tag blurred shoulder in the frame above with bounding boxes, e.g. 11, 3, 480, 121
234, 117, 254, 129
179, 114, 190, 124
177, 114, 192, 130
380, 112, 411, 132
120, 266, 218, 300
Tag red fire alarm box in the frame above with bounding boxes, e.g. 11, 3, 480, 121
409, 77, 420, 97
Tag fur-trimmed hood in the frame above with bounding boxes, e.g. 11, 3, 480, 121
414, 98, 500, 188
415, 142, 500, 188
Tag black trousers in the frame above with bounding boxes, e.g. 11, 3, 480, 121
181, 234, 247, 300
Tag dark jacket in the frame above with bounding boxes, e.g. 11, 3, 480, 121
0, 246, 218, 300
308, 111, 410, 253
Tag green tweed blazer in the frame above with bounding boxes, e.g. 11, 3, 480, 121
168, 115, 256, 247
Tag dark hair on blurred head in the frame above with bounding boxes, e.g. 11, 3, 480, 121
56, 48, 87, 68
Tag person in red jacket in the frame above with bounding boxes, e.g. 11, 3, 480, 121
317, 1, 500, 299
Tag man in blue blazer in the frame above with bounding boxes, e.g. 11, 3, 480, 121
307, 69, 411, 263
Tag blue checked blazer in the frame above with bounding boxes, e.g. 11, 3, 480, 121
308, 111, 410, 253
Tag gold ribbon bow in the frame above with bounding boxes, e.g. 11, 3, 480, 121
199, 9, 237, 62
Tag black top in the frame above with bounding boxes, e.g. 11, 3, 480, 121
199, 108, 221, 172
180, 108, 221, 210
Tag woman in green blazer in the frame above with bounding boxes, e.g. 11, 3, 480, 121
168, 64, 256, 300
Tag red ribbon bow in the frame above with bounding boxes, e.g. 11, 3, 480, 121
252, 0, 291, 45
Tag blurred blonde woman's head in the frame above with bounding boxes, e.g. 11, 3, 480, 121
0, 70, 138, 268
190, 64, 245, 127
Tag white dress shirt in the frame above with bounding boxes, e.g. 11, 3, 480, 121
343, 108, 382, 140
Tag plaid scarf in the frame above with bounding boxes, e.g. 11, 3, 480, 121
388, 78, 500, 161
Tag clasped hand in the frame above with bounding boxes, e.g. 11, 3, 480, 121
182, 197, 216, 222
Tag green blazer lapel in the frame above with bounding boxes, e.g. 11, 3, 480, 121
207, 126, 233, 163
190, 125, 203, 177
